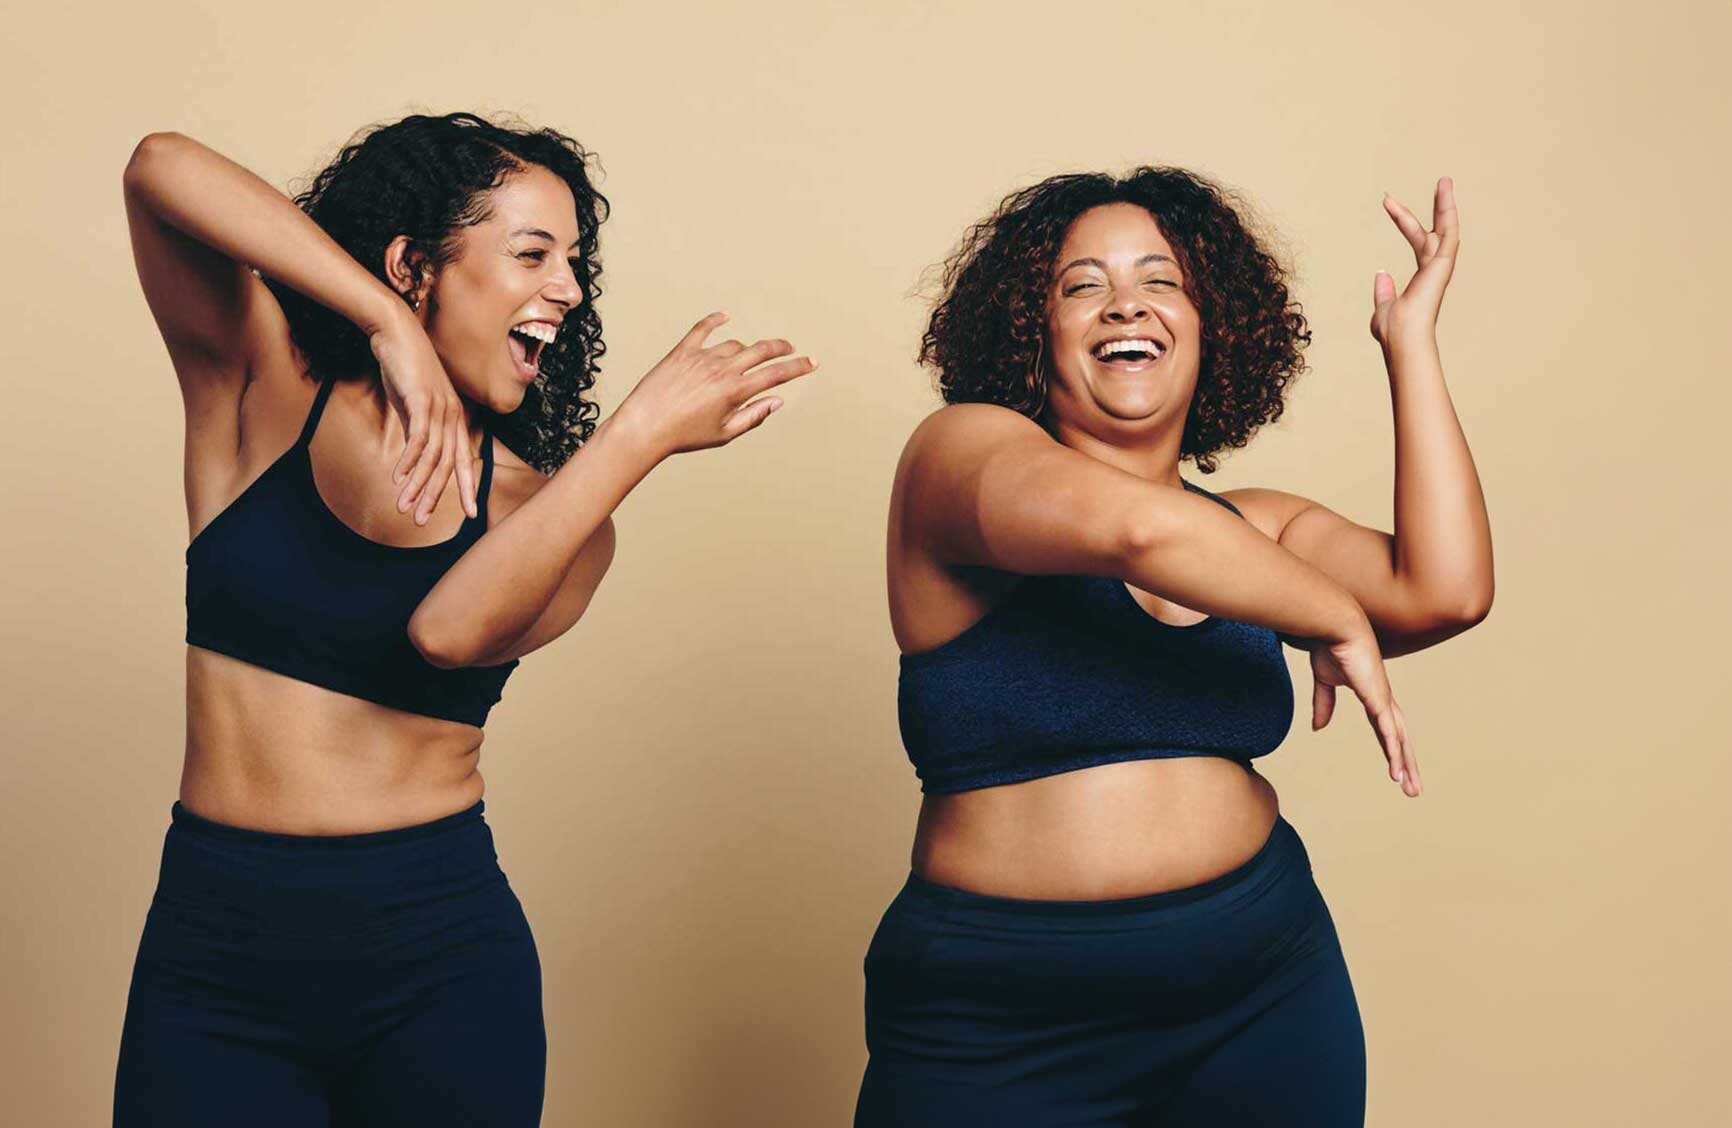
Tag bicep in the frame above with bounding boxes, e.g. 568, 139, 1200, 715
477, 517, 617, 665
900, 404, 1157, 577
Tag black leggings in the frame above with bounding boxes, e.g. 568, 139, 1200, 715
114, 801, 544, 1127
855, 815, 1366, 1126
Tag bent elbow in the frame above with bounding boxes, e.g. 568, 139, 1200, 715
1425, 584, 1494, 637
1112, 508, 1170, 571
123, 131, 183, 189
408, 616, 474, 671
1451, 576, 1495, 628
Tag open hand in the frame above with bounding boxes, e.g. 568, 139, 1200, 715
620, 312, 818, 459
369, 321, 478, 526
1305, 628, 1423, 798
1370, 176, 1459, 351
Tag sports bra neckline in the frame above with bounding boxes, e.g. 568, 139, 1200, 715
188, 375, 496, 557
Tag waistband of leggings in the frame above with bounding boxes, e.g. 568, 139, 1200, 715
156, 800, 501, 922
897, 814, 1306, 920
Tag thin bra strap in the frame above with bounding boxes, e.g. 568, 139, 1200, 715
474, 423, 497, 522
296, 375, 339, 448
1182, 478, 1244, 519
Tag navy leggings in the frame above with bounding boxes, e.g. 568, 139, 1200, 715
114, 801, 544, 1127
855, 815, 1366, 1126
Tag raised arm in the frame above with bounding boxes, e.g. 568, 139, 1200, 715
899, 402, 1422, 796
122, 131, 475, 517
1231, 177, 1493, 659
407, 314, 816, 668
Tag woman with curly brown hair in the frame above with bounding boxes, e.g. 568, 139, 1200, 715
114, 114, 813, 1126
855, 170, 1490, 1126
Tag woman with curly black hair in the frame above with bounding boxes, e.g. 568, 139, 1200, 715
855, 170, 1490, 1125
114, 114, 813, 1125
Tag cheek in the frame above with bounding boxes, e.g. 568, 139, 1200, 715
1049, 305, 1095, 354
1166, 296, 1202, 340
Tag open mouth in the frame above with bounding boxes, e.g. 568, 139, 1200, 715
508, 320, 558, 381
1091, 337, 1166, 368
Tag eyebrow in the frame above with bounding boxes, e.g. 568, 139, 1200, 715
510, 227, 582, 250
1058, 253, 1176, 273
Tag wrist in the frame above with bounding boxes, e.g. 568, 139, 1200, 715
361, 289, 418, 344
1380, 329, 1440, 368
1322, 594, 1374, 646
595, 402, 671, 470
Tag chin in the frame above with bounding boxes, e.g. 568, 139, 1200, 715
1088, 388, 1172, 421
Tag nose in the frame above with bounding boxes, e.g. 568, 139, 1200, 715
544, 260, 583, 309
1102, 292, 1153, 324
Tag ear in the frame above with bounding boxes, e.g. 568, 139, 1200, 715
382, 235, 429, 308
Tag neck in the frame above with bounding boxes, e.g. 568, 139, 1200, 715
1044, 414, 1187, 488
339, 375, 485, 457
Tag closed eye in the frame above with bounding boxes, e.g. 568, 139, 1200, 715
518, 250, 547, 263
1063, 282, 1103, 295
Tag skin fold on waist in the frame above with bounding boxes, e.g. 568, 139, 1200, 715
911, 755, 1281, 901
180, 647, 487, 835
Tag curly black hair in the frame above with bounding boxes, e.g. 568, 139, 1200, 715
265, 111, 608, 473
920, 167, 1309, 473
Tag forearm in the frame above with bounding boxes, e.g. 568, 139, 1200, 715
1124, 488, 1371, 644
408, 410, 662, 666
123, 132, 400, 337
1384, 335, 1494, 618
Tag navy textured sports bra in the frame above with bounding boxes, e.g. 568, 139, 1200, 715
898, 480, 1294, 794
185, 375, 518, 726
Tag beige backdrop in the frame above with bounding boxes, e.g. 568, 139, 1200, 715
3, 1, 1728, 1124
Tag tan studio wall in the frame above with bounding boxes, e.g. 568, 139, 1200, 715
2, 1, 1728, 1124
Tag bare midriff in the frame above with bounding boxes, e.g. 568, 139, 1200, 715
911, 755, 1280, 901
180, 647, 487, 835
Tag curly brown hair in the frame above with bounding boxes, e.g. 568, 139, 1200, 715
920, 167, 1309, 473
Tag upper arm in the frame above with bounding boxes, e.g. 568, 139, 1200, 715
1223, 486, 1465, 656
895, 403, 1170, 577
123, 133, 280, 401
474, 505, 616, 667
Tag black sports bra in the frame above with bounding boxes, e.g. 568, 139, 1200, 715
185, 375, 518, 726
897, 480, 1295, 793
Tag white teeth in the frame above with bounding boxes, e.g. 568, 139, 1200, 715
1093, 338, 1164, 360
512, 321, 558, 344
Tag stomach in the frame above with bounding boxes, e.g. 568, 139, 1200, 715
911, 755, 1281, 900
180, 646, 487, 834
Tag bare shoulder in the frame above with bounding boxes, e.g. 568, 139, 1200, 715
899, 402, 1048, 481
1216, 485, 1331, 542
906, 401, 1044, 451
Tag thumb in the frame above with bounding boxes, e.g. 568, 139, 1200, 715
1372, 270, 1397, 309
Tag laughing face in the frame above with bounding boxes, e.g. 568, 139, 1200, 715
1043, 202, 1202, 437
412, 164, 585, 415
